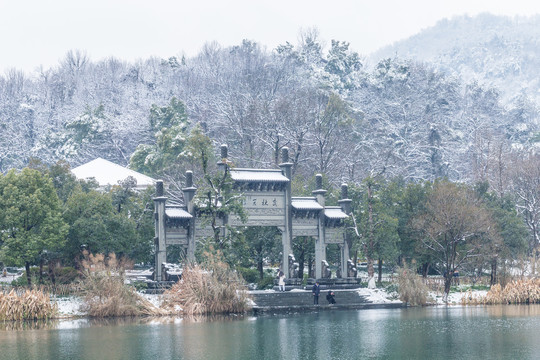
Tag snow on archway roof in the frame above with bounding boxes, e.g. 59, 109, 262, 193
230, 168, 289, 182
71, 158, 156, 190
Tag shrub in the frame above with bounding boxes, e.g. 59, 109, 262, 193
256, 275, 275, 290
79, 251, 166, 317
0, 289, 57, 321
11, 275, 29, 287
54, 267, 79, 284
162, 250, 251, 315
385, 283, 399, 294
396, 263, 429, 306
237, 267, 259, 284
132, 281, 148, 292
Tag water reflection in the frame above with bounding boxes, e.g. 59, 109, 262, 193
0, 314, 252, 332
0, 306, 539, 359
486, 304, 540, 317
0, 319, 59, 331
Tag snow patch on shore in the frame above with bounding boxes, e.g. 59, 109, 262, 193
430, 290, 489, 305
356, 288, 401, 303
53, 292, 164, 317
53, 296, 85, 316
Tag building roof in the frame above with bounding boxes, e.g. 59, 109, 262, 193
71, 158, 156, 190
230, 168, 289, 183
165, 208, 193, 219
324, 207, 349, 219
291, 197, 324, 210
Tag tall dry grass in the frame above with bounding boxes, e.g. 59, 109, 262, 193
163, 251, 251, 315
79, 252, 167, 317
396, 262, 429, 306
0, 289, 57, 321
462, 278, 540, 305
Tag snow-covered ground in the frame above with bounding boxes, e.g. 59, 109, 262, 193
429, 289, 489, 305
357, 287, 402, 303
54, 296, 85, 317
53, 292, 164, 317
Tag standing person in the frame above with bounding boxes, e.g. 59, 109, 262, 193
278, 271, 286, 292
312, 281, 321, 305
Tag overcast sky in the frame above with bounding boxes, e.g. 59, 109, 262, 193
2, 0, 540, 74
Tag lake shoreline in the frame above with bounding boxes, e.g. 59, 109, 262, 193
50, 288, 493, 319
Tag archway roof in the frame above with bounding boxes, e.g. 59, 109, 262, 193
291, 197, 324, 210
165, 207, 193, 219
324, 207, 349, 219
230, 168, 289, 183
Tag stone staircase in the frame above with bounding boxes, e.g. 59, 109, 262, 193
249, 289, 403, 314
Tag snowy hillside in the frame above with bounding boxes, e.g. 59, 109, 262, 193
371, 13, 540, 104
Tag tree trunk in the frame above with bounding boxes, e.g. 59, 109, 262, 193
444, 273, 452, 301
377, 258, 383, 283
531, 253, 535, 277
254, 240, 264, 280
366, 181, 375, 278
297, 246, 305, 281
48, 260, 56, 285
39, 258, 44, 284
367, 258, 375, 279
308, 254, 313, 278
421, 262, 430, 278
25, 261, 32, 286
490, 259, 498, 286
257, 258, 264, 280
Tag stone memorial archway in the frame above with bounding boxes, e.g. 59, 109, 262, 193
153, 145, 357, 286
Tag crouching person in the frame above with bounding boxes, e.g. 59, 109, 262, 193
326, 290, 336, 305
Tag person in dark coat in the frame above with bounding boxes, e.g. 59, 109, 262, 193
326, 290, 336, 304
312, 281, 321, 305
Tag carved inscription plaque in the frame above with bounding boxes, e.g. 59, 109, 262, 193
242, 192, 284, 210
166, 228, 188, 245
325, 228, 345, 244
292, 217, 318, 237
239, 192, 285, 223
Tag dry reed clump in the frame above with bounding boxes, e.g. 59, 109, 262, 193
162, 251, 251, 315
396, 263, 429, 306
79, 252, 167, 317
0, 289, 57, 321
478, 278, 540, 305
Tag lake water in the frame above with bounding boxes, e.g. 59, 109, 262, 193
1, 305, 539, 360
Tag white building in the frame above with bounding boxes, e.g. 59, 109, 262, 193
72, 158, 156, 191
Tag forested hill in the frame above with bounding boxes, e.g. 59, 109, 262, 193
372, 13, 540, 105
1, 30, 539, 192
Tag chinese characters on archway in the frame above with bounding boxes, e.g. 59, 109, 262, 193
243, 195, 282, 208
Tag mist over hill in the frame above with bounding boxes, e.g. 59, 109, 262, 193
372, 13, 540, 105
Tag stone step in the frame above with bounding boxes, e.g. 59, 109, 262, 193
250, 289, 371, 307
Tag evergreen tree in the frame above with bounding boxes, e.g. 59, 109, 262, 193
0, 168, 68, 285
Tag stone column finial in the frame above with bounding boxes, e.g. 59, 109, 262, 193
185, 171, 193, 188
281, 147, 289, 163
220, 144, 228, 160
341, 183, 348, 199
315, 174, 323, 190
156, 180, 164, 196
